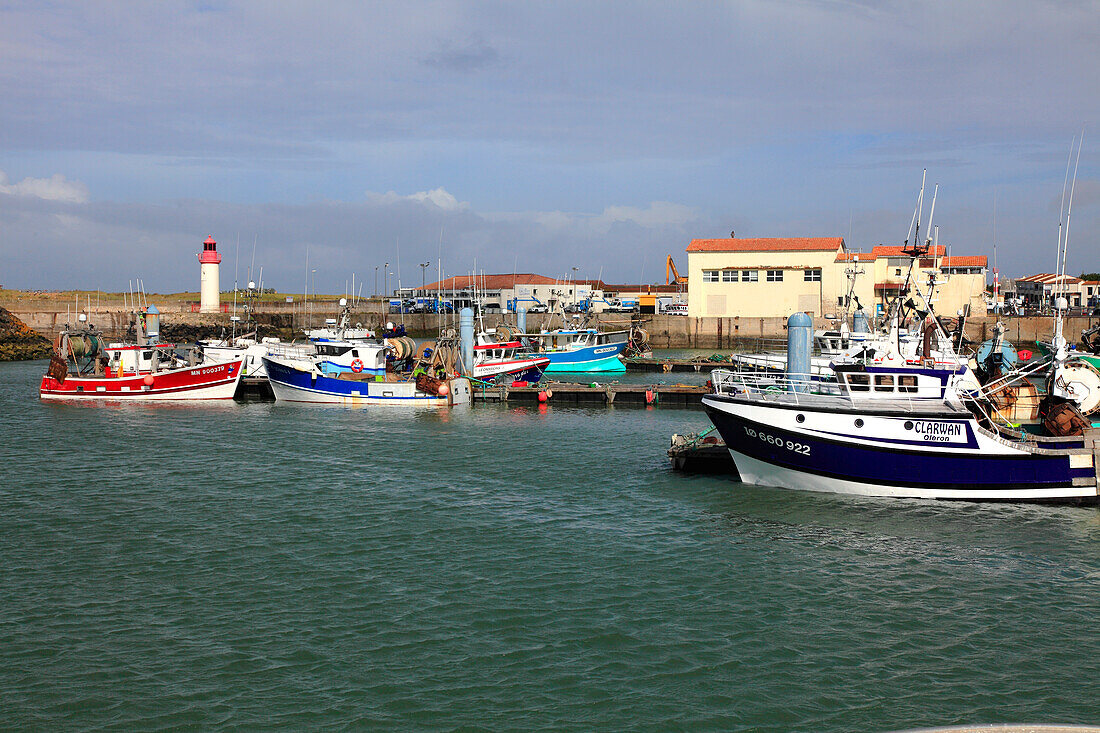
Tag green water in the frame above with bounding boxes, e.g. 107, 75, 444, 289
3, 359, 1100, 731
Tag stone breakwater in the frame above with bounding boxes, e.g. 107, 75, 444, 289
2, 295, 1099, 348
0, 308, 53, 361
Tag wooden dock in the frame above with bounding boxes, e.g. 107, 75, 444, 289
237, 376, 274, 401
624, 357, 732, 373
471, 381, 708, 408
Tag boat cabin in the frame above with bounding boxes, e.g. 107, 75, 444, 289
529, 328, 626, 352
105, 344, 181, 375
833, 365, 964, 401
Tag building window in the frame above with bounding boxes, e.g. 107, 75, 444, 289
804, 268, 822, 282
722, 270, 738, 282
895, 268, 902, 276
702, 270, 719, 283
767, 270, 783, 282
743, 270, 759, 282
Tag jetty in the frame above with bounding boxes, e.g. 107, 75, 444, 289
470, 381, 708, 407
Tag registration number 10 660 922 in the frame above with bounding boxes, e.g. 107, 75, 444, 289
743, 427, 811, 455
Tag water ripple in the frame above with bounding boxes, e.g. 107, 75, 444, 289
2, 360, 1100, 731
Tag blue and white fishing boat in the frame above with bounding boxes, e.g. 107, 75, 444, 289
702, 170, 1100, 504
522, 327, 629, 373
702, 362, 1098, 504
262, 354, 471, 406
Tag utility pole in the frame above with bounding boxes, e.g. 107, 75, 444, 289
384, 262, 390, 301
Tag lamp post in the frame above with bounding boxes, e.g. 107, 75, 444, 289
310, 268, 316, 328
374, 266, 379, 298
384, 262, 390, 302
419, 262, 430, 296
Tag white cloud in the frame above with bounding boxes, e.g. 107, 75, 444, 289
366, 187, 469, 211
0, 170, 89, 203
593, 201, 699, 230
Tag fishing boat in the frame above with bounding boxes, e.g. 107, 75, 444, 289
471, 331, 550, 381
262, 354, 471, 406
526, 327, 629, 373
701, 169, 1100, 504
41, 321, 243, 401
702, 365, 1098, 504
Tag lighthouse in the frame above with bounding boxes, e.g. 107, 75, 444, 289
198, 235, 222, 313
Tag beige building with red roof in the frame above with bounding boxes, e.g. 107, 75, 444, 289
686, 236, 988, 319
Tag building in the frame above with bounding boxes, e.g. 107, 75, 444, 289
1013, 273, 1090, 308
413, 274, 607, 312
686, 236, 988, 319
198, 235, 221, 313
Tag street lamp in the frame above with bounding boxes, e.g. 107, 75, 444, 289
374, 266, 379, 298
384, 262, 390, 302
419, 262, 431, 296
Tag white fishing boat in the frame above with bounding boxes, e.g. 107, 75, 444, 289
262, 354, 471, 407
701, 169, 1100, 504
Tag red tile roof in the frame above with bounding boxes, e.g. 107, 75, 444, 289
1017, 273, 1081, 284
687, 237, 844, 253
603, 283, 680, 293
836, 245, 955, 262
869, 245, 947, 258
421, 273, 561, 291
941, 256, 987, 268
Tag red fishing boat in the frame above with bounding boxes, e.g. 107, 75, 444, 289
40, 321, 243, 401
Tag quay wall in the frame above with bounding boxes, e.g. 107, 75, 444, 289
3, 296, 1097, 349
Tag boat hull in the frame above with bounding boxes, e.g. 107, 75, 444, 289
702, 395, 1099, 504
541, 342, 627, 373
40, 360, 244, 401
264, 357, 470, 406
472, 357, 550, 382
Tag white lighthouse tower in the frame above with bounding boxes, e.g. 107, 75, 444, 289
198, 235, 222, 313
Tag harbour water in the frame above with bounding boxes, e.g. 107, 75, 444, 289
4, 358, 1100, 731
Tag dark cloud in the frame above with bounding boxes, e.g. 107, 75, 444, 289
422, 37, 500, 72
0, 1, 1098, 288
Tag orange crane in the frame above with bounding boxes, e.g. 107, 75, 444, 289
666, 255, 686, 285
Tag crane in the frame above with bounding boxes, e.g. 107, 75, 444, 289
666, 255, 686, 285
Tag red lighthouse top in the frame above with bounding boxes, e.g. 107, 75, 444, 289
198, 235, 222, 264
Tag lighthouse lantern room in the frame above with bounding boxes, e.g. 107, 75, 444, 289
198, 235, 222, 313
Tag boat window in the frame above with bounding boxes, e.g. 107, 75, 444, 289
351, 350, 359, 357
846, 373, 870, 392
898, 375, 918, 393
874, 375, 894, 391
142, 351, 153, 360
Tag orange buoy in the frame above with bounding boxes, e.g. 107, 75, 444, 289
538, 390, 548, 403
143, 375, 155, 386
1018, 349, 1033, 361
438, 383, 450, 396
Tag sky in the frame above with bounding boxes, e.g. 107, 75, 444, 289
1, 0, 1099, 293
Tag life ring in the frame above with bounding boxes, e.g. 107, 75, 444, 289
351, 359, 364, 373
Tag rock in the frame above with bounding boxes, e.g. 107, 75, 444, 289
0, 307, 54, 361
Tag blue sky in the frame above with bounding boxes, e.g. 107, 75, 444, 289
1, 0, 1098, 292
